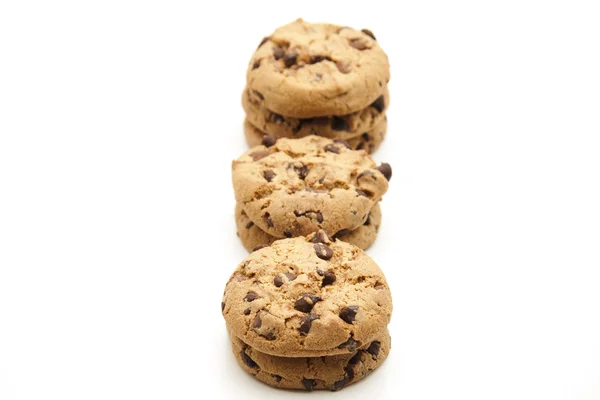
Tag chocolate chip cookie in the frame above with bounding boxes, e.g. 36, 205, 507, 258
242, 85, 389, 141
232, 136, 391, 239
235, 202, 382, 252
221, 232, 393, 357
243, 116, 387, 155
230, 328, 390, 391
247, 19, 390, 118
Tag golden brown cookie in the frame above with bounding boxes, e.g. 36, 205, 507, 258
232, 136, 391, 238
247, 19, 390, 118
235, 202, 382, 252
230, 328, 390, 391
243, 117, 387, 155
221, 232, 393, 357
242, 85, 389, 141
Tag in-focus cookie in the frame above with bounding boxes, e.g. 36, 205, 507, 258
235, 202, 382, 252
243, 116, 387, 155
230, 328, 390, 391
232, 136, 391, 238
247, 19, 390, 118
221, 232, 393, 357
243, 85, 389, 140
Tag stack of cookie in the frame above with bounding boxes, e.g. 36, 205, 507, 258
221, 232, 392, 391
242, 19, 390, 154
232, 135, 392, 252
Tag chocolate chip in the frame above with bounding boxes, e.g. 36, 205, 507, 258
243, 308, 251, 315
261, 331, 276, 340
285, 272, 297, 281
252, 90, 264, 100
315, 212, 323, 223
366, 341, 381, 357
331, 116, 349, 131
263, 213, 273, 228
376, 163, 392, 181
294, 293, 321, 313
273, 275, 284, 287
283, 50, 298, 67
356, 189, 369, 197
252, 243, 269, 252
336, 61, 351, 74
252, 314, 262, 328
272, 374, 283, 382
338, 336, 359, 352
333, 229, 350, 239
245, 221, 254, 229
258, 37, 269, 49
311, 230, 332, 244
292, 163, 308, 179
221, 302, 225, 311
362, 133, 370, 141
244, 292, 259, 302
333, 375, 350, 391
371, 95, 385, 113
269, 113, 284, 124
334, 139, 352, 149
249, 150, 270, 161
374, 281, 385, 290
339, 306, 359, 324
348, 351, 362, 365
302, 378, 316, 391
310, 55, 333, 64
240, 350, 258, 368
298, 313, 319, 335
252, 60, 261, 70
317, 269, 336, 286
324, 143, 340, 154
349, 38, 368, 50
313, 243, 333, 260
361, 29, 376, 40
272, 46, 285, 60
284, 231, 292, 238
261, 134, 277, 147
263, 169, 275, 182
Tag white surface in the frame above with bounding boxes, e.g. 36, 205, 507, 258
1, 1, 600, 399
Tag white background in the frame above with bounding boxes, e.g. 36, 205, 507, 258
1, 1, 599, 399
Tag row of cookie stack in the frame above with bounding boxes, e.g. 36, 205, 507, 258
222, 232, 393, 391
222, 19, 395, 392
242, 19, 390, 154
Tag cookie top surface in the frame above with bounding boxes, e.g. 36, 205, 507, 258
242, 85, 389, 140
221, 232, 393, 357
247, 19, 390, 118
232, 135, 391, 238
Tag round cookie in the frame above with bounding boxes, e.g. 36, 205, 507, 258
242, 85, 389, 140
232, 135, 391, 238
235, 202, 382, 252
243, 115, 387, 155
243, 118, 387, 154
247, 19, 390, 118
230, 328, 390, 391
221, 232, 393, 357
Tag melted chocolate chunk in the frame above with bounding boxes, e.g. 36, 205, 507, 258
339, 306, 359, 324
